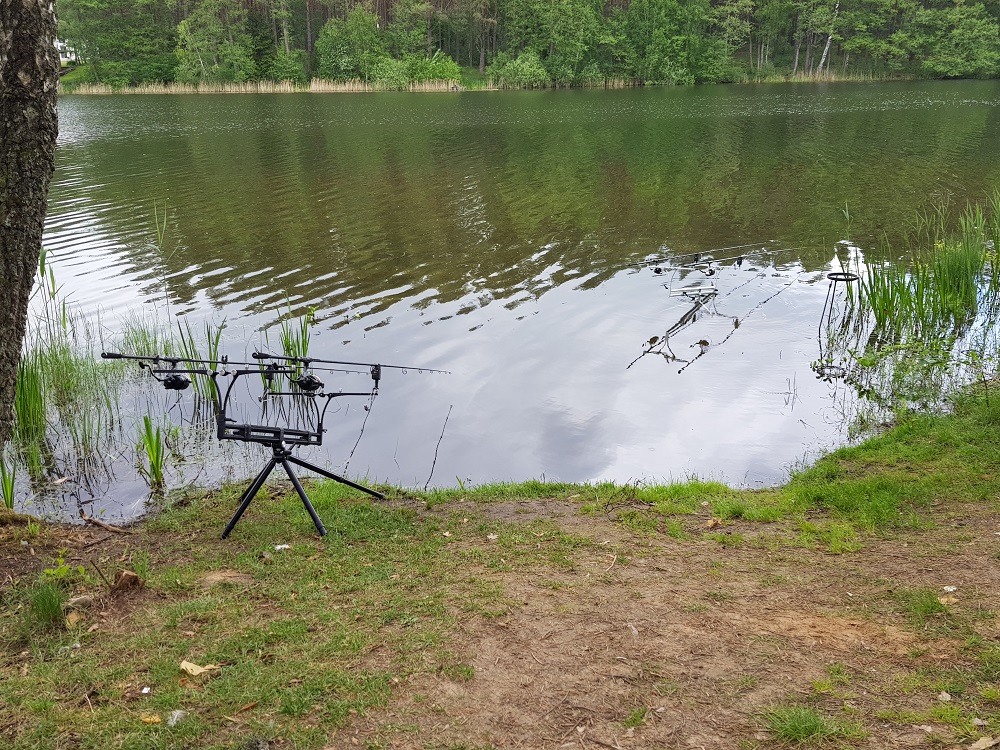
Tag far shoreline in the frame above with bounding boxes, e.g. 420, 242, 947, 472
58, 71, 945, 96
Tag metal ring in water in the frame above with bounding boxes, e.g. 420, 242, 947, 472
827, 271, 860, 283
815, 363, 848, 379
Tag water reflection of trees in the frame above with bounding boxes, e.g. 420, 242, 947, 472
48, 86, 1000, 327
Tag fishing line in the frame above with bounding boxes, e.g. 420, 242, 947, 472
343, 389, 378, 473
628, 271, 769, 369
424, 404, 453, 491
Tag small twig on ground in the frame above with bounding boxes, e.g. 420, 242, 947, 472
605, 555, 617, 572
82, 534, 113, 550
79, 511, 132, 535
586, 736, 624, 750
90, 559, 113, 589
538, 696, 568, 719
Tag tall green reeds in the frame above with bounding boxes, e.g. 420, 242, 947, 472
1, 452, 15, 510
279, 305, 315, 361
177, 318, 225, 402
138, 415, 166, 490
856, 194, 1000, 338
842, 190, 1000, 412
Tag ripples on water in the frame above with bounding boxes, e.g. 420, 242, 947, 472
29, 80, 1000, 521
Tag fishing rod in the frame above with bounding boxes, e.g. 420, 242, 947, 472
251, 351, 451, 390
101, 352, 257, 368
631, 242, 774, 268
101, 351, 379, 391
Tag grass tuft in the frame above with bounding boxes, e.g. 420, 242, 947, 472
763, 705, 862, 742
25, 582, 67, 632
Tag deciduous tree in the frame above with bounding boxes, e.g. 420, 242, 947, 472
0, 0, 59, 452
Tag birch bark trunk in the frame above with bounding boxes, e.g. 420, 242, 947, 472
0, 0, 60, 446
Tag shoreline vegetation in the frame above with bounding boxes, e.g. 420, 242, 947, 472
57, 0, 1000, 95
61, 69, 919, 95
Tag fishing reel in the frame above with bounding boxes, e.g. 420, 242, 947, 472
160, 372, 192, 391
292, 373, 324, 393
102, 352, 205, 392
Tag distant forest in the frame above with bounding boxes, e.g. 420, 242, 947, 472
59, 0, 1000, 88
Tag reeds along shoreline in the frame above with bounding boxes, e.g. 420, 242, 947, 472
61, 71, 914, 95
65, 79, 464, 95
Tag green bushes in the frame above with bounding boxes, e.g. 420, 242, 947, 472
267, 50, 308, 84
315, 11, 458, 89
404, 51, 461, 83
487, 51, 551, 89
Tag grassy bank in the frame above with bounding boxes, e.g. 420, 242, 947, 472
2, 384, 1000, 748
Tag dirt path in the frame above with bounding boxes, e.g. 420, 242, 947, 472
355, 500, 1000, 749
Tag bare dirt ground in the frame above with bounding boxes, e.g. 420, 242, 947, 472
3, 496, 998, 749
357, 499, 1000, 749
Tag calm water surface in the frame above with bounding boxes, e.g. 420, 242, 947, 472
40, 80, 1000, 520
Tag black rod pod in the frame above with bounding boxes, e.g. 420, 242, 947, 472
101, 348, 448, 538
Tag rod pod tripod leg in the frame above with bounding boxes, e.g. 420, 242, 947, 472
221, 455, 279, 539
221, 445, 385, 539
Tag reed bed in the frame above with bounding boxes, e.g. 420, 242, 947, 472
833, 190, 1000, 412
0, 451, 15, 510
4, 245, 322, 508
65, 79, 463, 95
65, 76, 648, 96
68, 80, 306, 95
177, 318, 225, 403
855, 194, 1000, 338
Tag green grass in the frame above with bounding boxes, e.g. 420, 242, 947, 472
0, 483, 548, 748
763, 705, 863, 743
894, 587, 949, 627
14, 350, 46, 447
24, 582, 67, 633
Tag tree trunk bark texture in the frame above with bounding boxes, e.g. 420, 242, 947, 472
0, 0, 59, 447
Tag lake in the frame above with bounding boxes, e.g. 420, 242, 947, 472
35, 80, 1000, 521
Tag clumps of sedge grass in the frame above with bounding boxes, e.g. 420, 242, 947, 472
177, 318, 225, 402
836, 191, 1000, 414
762, 705, 865, 743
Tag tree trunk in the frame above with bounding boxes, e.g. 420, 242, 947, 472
817, 2, 840, 77
0, 0, 60, 448
305, 0, 313, 54
792, 18, 802, 78
426, 8, 432, 56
